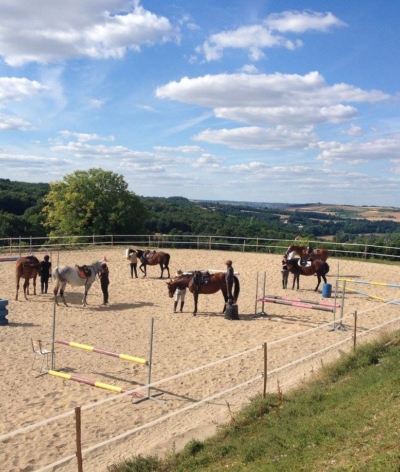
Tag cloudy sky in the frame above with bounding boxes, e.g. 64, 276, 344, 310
0, 0, 399, 205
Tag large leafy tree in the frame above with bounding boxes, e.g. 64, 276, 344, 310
42, 168, 146, 235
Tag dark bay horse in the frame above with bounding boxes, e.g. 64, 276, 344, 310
284, 257, 330, 292
15, 256, 41, 300
136, 249, 170, 278
166, 271, 240, 316
286, 244, 329, 262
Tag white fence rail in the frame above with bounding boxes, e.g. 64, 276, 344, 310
1, 234, 400, 260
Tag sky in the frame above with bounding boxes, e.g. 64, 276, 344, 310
0, 0, 400, 206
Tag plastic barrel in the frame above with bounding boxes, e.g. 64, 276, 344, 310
322, 283, 332, 298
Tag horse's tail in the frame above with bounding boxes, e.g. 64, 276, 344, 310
233, 275, 240, 302
52, 267, 59, 281
322, 262, 330, 276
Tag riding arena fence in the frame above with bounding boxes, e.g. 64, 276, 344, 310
2, 298, 400, 471
1, 233, 400, 261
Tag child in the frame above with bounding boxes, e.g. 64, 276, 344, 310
174, 270, 186, 313
99, 262, 110, 305
40, 255, 52, 294
225, 260, 234, 302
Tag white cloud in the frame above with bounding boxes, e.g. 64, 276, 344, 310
192, 153, 224, 168
156, 72, 389, 109
197, 10, 345, 62
0, 77, 47, 103
0, 113, 33, 130
194, 125, 317, 150
316, 133, 400, 162
264, 10, 346, 33
0, 1, 178, 65
341, 124, 363, 136
58, 130, 115, 142
154, 145, 203, 153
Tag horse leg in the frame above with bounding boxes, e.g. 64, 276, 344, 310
53, 284, 60, 306
60, 284, 68, 307
315, 275, 322, 292
159, 263, 163, 279
193, 292, 198, 316
33, 276, 37, 295
82, 283, 90, 306
16, 276, 20, 301
139, 263, 146, 277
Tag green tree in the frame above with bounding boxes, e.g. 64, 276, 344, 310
42, 168, 146, 235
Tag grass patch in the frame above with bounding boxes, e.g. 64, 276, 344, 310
109, 332, 400, 472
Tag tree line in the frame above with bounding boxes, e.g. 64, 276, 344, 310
1, 169, 400, 253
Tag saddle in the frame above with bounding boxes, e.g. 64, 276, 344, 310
299, 259, 312, 267
192, 271, 211, 287
23, 256, 40, 268
75, 265, 92, 279
142, 250, 156, 262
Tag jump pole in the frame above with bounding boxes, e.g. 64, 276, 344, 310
52, 317, 162, 403
260, 294, 340, 308
259, 298, 335, 313
339, 284, 400, 306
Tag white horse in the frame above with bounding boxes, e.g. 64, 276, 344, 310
52, 261, 103, 307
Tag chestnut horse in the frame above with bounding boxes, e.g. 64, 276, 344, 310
135, 249, 170, 278
15, 256, 41, 300
285, 244, 329, 262
284, 257, 330, 292
166, 271, 240, 316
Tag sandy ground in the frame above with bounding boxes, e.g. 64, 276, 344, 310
1, 247, 400, 471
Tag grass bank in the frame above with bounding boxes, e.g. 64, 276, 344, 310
109, 331, 400, 472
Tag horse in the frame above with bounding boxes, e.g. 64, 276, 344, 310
15, 256, 41, 300
285, 244, 329, 262
284, 257, 330, 292
52, 260, 103, 307
166, 271, 240, 316
135, 249, 170, 278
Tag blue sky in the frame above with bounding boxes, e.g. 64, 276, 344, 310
0, 0, 399, 206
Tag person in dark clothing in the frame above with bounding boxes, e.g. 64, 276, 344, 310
40, 255, 52, 294
99, 263, 110, 305
225, 259, 234, 302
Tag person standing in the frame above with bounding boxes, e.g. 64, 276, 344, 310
225, 259, 234, 302
173, 270, 186, 313
40, 255, 52, 294
99, 262, 110, 305
127, 249, 138, 278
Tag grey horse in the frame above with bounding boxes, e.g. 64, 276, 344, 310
52, 260, 103, 306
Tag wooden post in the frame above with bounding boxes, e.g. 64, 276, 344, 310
75, 406, 83, 472
353, 311, 357, 350
263, 343, 267, 398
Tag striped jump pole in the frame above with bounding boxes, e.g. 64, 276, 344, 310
52, 318, 162, 403
48, 370, 145, 398
338, 285, 400, 306
259, 298, 335, 313
260, 294, 340, 309
55, 340, 148, 365
254, 271, 267, 317
338, 278, 400, 289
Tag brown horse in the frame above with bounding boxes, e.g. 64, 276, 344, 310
15, 256, 41, 300
284, 257, 329, 292
166, 271, 240, 316
285, 244, 329, 262
136, 249, 170, 278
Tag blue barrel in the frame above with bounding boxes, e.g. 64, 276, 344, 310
0, 298, 9, 325
322, 283, 332, 298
